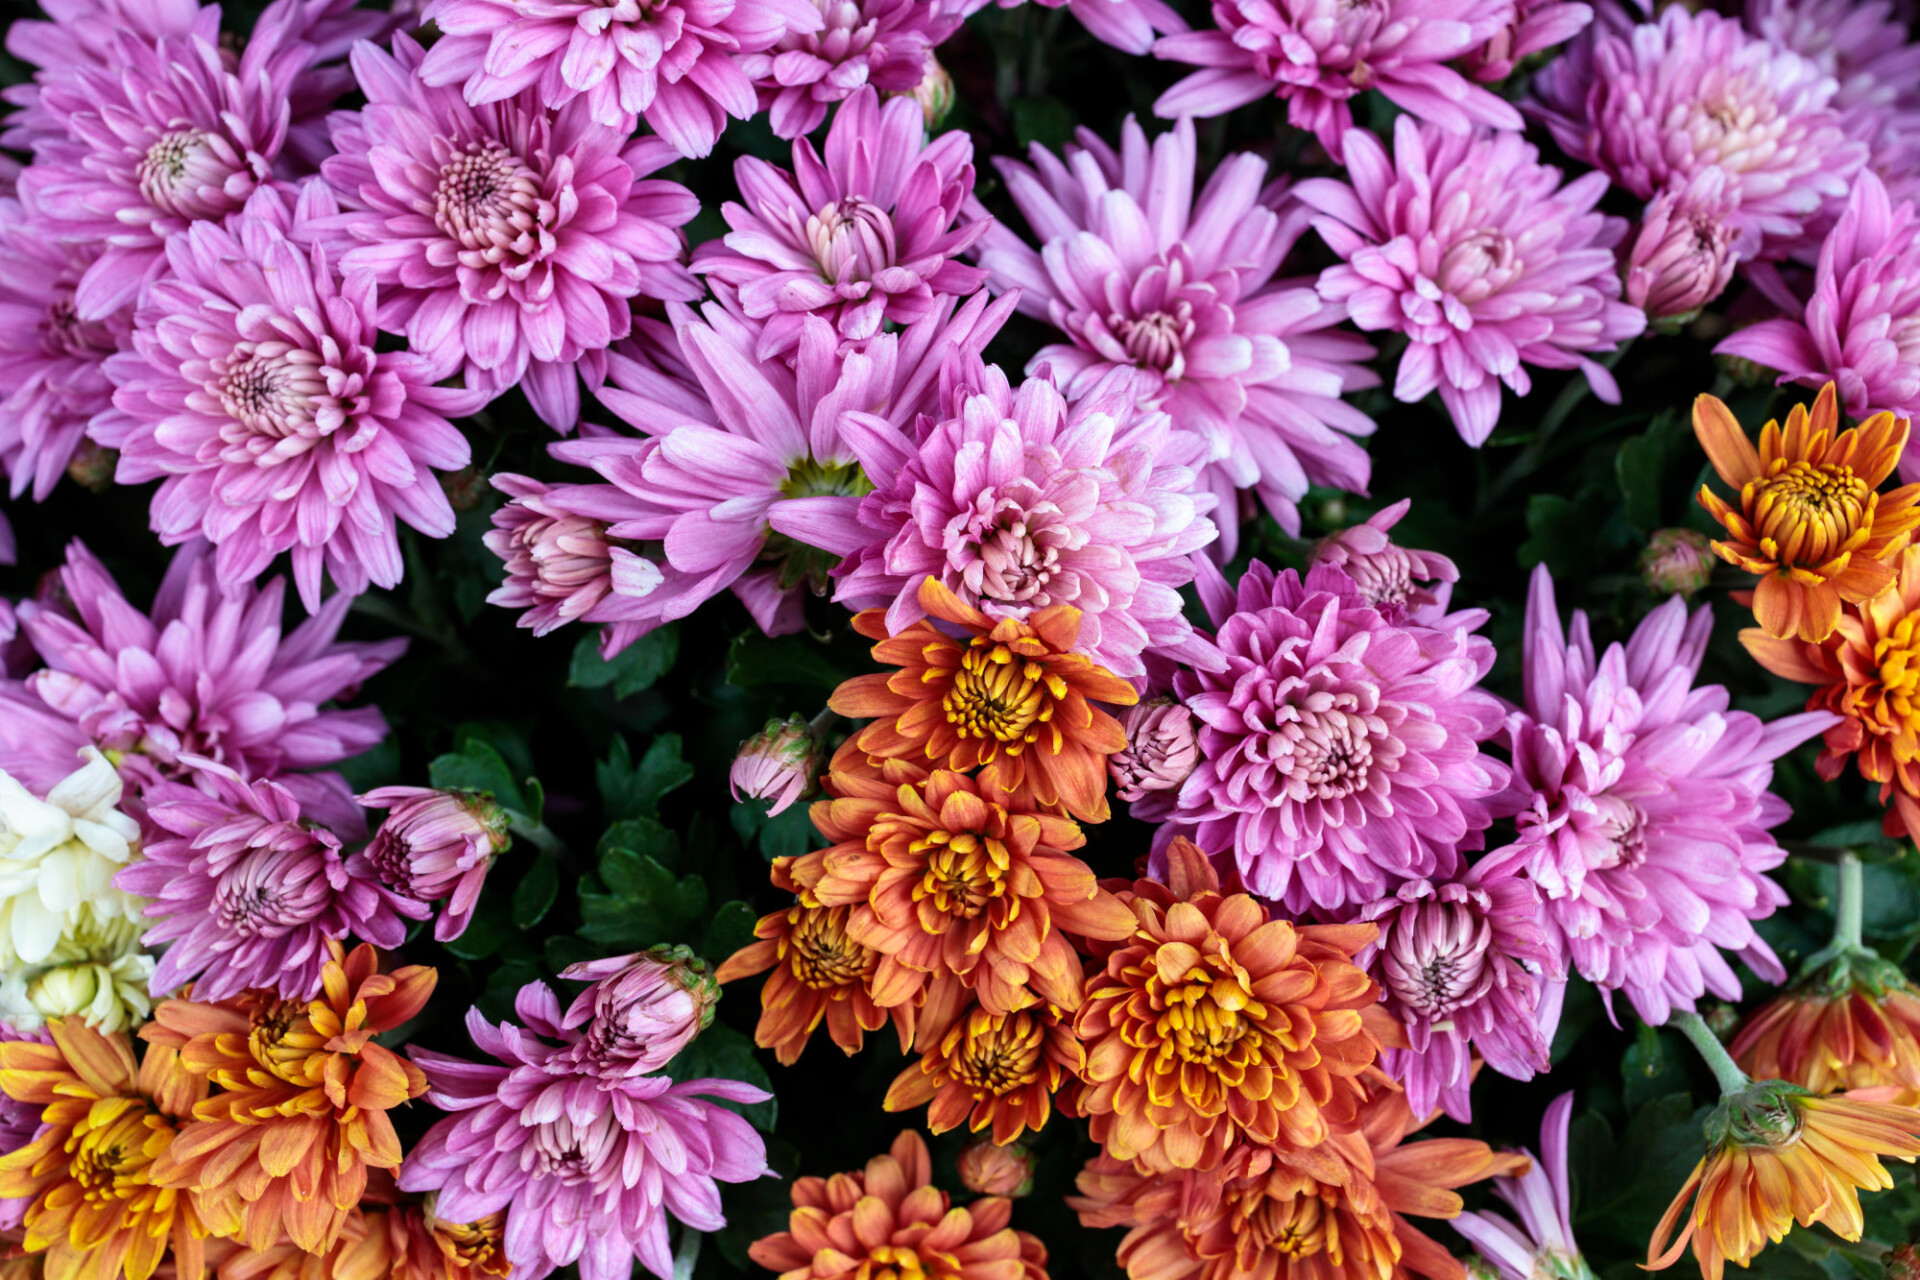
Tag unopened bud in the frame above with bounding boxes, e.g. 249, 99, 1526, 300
1109, 698, 1199, 803
956, 1138, 1035, 1197
1626, 182, 1738, 330
440, 466, 491, 513
731, 714, 822, 816
902, 57, 955, 131
65, 440, 116, 493
560, 945, 721, 1077
357, 787, 512, 942
1639, 528, 1715, 599
1885, 1243, 1920, 1280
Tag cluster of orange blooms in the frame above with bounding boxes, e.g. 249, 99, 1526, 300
720, 578, 1530, 1280
0, 942, 504, 1280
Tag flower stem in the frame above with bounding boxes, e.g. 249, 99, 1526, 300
1672, 1011, 1751, 1097
1834, 850, 1865, 952
673, 1229, 702, 1280
508, 812, 565, 858
808, 706, 838, 738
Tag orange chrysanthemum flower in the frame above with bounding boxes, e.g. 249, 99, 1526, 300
1648, 1083, 1920, 1280
0, 1021, 209, 1280
1731, 950, 1920, 1103
1693, 382, 1920, 641
828, 577, 1139, 823
209, 1182, 508, 1280
883, 999, 1084, 1144
1071, 1079, 1526, 1280
142, 942, 434, 1255
749, 1130, 1049, 1280
1074, 838, 1386, 1173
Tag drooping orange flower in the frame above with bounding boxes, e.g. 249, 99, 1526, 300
209, 1178, 508, 1280
1074, 838, 1387, 1173
1731, 950, 1920, 1103
748, 1130, 1049, 1280
1648, 1084, 1920, 1280
143, 942, 435, 1255
1742, 543, 1920, 835
884, 998, 1084, 1144
1070, 1078, 1526, 1280
828, 576, 1139, 823
1693, 383, 1920, 641
0, 1021, 209, 1280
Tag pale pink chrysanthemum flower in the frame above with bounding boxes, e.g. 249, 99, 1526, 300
692, 88, 989, 360
1463, 0, 1594, 84
483, 474, 636, 642
0, 0, 209, 156
1453, 1094, 1595, 1280
1529, 6, 1867, 263
1151, 0, 1523, 164
321, 35, 701, 432
1308, 498, 1459, 626
359, 786, 511, 943
14, 24, 309, 320
954, 0, 1183, 56
1501, 564, 1838, 1027
98, 181, 491, 611
1623, 173, 1741, 327
1295, 118, 1645, 448
415, 0, 824, 157
256, 0, 426, 172
739, 0, 965, 138
971, 115, 1377, 560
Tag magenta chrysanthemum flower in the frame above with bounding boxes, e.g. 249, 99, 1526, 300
483, 473, 640, 646
1453, 1094, 1591, 1280
1296, 117, 1645, 447
400, 980, 771, 1280
1154, 560, 1510, 914
256, 0, 424, 171
359, 786, 510, 943
0, 540, 402, 800
116, 760, 425, 1002
99, 181, 490, 610
1529, 6, 1867, 262
1463, 0, 1594, 84
1308, 498, 1459, 626
0, 197, 131, 503
555, 949, 719, 1079
1151, 0, 1522, 164
1624, 173, 1741, 326
0, 0, 208, 155
1746, 0, 1920, 114
971, 115, 1377, 558
415, 0, 823, 157
14, 25, 308, 319
1501, 565, 1837, 1026
691, 88, 989, 359
957, 0, 1183, 56
1355, 855, 1560, 1122
321, 35, 701, 432
738, 0, 964, 138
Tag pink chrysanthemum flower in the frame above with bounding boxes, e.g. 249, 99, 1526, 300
483, 473, 638, 645
14, 25, 309, 320
1529, 6, 1867, 262
0, 0, 208, 155
691, 88, 989, 360
1152, 560, 1510, 914
1150, 0, 1523, 164
1453, 1094, 1593, 1280
415, 0, 823, 156
0, 197, 131, 503
956, 0, 1183, 56
117, 759, 425, 1001
257, 0, 424, 171
359, 786, 510, 943
1308, 498, 1459, 626
99, 181, 490, 611
971, 115, 1377, 559
1463, 0, 1594, 84
1502, 564, 1837, 1026
1746, 0, 1920, 114
739, 0, 964, 138
0, 540, 402, 801
1296, 117, 1645, 448
321, 35, 700, 432
400, 980, 770, 1280
1355, 855, 1561, 1123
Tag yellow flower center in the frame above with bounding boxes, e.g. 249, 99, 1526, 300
863, 1244, 960, 1280
1752, 460, 1873, 566
1106, 943, 1286, 1117
66, 1097, 173, 1218
1875, 614, 1920, 730
788, 906, 876, 990
251, 997, 325, 1086
1254, 1192, 1328, 1259
910, 828, 1012, 918
435, 1209, 511, 1277
942, 642, 1059, 747
945, 1011, 1046, 1097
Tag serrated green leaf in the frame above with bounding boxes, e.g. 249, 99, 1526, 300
666, 1024, 775, 1130
598, 734, 695, 822
599, 818, 680, 866
1614, 410, 1689, 536
513, 852, 560, 929
701, 900, 759, 965
544, 934, 603, 975
757, 802, 819, 862
725, 631, 853, 694
429, 739, 529, 815
580, 848, 708, 949
441, 894, 515, 961
570, 625, 678, 698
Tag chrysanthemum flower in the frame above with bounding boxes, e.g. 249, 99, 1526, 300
884, 999, 1083, 1143
1648, 1084, 1920, 1280
1502, 565, 1835, 1026
828, 577, 1140, 824
481, 474, 636, 647
1151, 0, 1522, 163
970, 115, 1376, 553
1462, 0, 1594, 84
374, 1200, 511, 1280
1074, 838, 1384, 1173
554, 945, 721, 1079
320, 35, 700, 432
0, 0, 206, 155
1747, 0, 1920, 115
0, 749, 145, 976
1529, 6, 1866, 262
739, 0, 964, 138
358, 787, 510, 943
1692, 384, 1920, 642
692, 89, 989, 357
1453, 1093, 1595, 1280
749, 1130, 1049, 1280
957, 1138, 1036, 1198
1731, 949, 1920, 1103
0, 1019, 207, 1280
0, 541, 402, 798
398, 978, 771, 1280
0, 916, 154, 1035
1110, 699, 1199, 804
1625, 174, 1741, 328
1309, 499, 1459, 625
146, 942, 435, 1254
1156, 561, 1509, 913
1296, 117, 1644, 447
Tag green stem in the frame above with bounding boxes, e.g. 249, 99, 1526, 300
673, 1229, 702, 1280
808, 706, 838, 738
1672, 1011, 1750, 1097
1834, 850, 1865, 952
507, 812, 565, 858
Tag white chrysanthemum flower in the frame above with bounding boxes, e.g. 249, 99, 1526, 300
0, 915, 155, 1032
0, 747, 145, 967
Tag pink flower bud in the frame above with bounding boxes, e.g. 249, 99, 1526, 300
1639, 528, 1716, 598
956, 1138, 1034, 1197
483, 475, 630, 637
358, 787, 512, 943
1310, 498, 1459, 623
559, 945, 720, 1077
730, 714, 821, 816
899, 57, 955, 131
1625, 180, 1738, 327
1109, 698, 1199, 803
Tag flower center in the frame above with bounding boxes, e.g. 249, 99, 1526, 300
69, 1099, 169, 1212
434, 142, 548, 270
1438, 229, 1522, 304
1754, 459, 1872, 565
138, 127, 243, 220
249, 997, 323, 1084
1589, 794, 1649, 871
779, 0, 879, 55
909, 827, 1012, 918
946, 1010, 1046, 1096
1874, 614, 1920, 723
807, 196, 895, 282
523, 514, 616, 599
1251, 1191, 1328, 1259
43, 292, 120, 361
1115, 306, 1194, 375
867, 1245, 955, 1280
1149, 962, 1266, 1067
529, 1114, 616, 1185
433, 1210, 511, 1278
1272, 703, 1377, 800
788, 905, 877, 989
943, 643, 1051, 745
1379, 901, 1492, 1016
214, 863, 298, 938
212, 341, 334, 450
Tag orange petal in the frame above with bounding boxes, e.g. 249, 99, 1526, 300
1694, 394, 1762, 487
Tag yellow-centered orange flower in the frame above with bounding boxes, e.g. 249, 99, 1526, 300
0, 1021, 209, 1280
1693, 382, 1920, 641
209, 1184, 508, 1280
828, 576, 1138, 823
143, 942, 434, 1255
1648, 1084, 1920, 1280
1731, 951, 1920, 1104
1074, 838, 1386, 1173
884, 998, 1084, 1144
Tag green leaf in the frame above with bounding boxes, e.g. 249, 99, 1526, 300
597, 734, 695, 822
666, 1024, 776, 1130
725, 631, 853, 694
475, 957, 543, 1025
513, 853, 560, 930
700, 900, 759, 965
429, 739, 530, 815
1011, 95, 1074, 148
1614, 410, 1691, 536
544, 933, 603, 975
441, 893, 515, 961
570, 625, 679, 699
599, 818, 680, 867
331, 736, 401, 793
579, 847, 708, 949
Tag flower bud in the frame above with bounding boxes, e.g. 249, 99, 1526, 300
1887, 1244, 1920, 1280
1625, 181, 1737, 329
1639, 528, 1715, 599
956, 1138, 1035, 1197
64, 440, 116, 493
439, 466, 491, 513
901, 57, 955, 131
483, 475, 628, 637
559, 945, 721, 1077
1109, 698, 1199, 803
358, 787, 512, 943
730, 714, 822, 816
